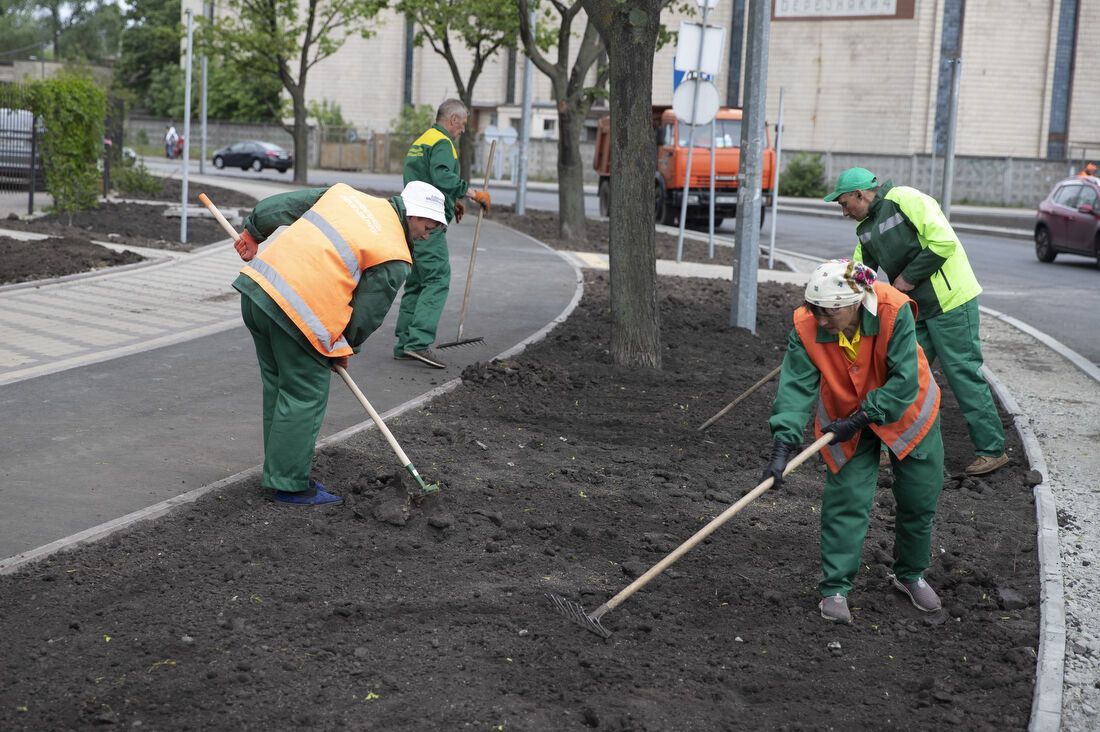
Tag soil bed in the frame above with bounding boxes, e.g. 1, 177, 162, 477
0, 235, 143, 285
0, 271, 1037, 730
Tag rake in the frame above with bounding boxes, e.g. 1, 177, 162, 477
697, 365, 782, 431
436, 139, 497, 351
546, 433, 834, 639
334, 366, 440, 495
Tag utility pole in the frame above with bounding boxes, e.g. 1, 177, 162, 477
516, 10, 535, 215
675, 0, 712, 262
181, 9, 194, 245
729, 0, 769, 332
199, 2, 212, 174
941, 58, 961, 220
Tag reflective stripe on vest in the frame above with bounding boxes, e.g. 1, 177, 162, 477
795, 282, 940, 472
248, 256, 350, 354
240, 184, 411, 358
878, 211, 906, 235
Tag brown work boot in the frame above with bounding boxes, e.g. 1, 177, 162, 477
890, 575, 941, 612
965, 453, 1009, 476
819, 594, 852, 624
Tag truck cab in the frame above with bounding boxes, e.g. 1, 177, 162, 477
594, 106, 776, 227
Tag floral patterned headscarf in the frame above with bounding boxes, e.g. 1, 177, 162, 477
804, 259, 878, 315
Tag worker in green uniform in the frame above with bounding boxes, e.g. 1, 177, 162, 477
825, 167, 1008, 476
394, 98, 491, 369
763, 259, 945, 624
231, 181, 448, 505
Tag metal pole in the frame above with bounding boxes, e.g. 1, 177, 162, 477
675, 1, 711, 263
199, 54, 207, 174
729, 0, 769, 332
941, 57, 961, 220
181, 10, 194, 245
768, 86, 784, 270
516, 10, 535, 215
28, 120, 36, 215
708, 118, 715, 258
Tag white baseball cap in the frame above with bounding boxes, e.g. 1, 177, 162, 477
401, 181, 448, 226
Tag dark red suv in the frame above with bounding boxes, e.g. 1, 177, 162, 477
1034, 175, 1100, 265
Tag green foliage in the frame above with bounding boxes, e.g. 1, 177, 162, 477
0, 1, 49, 60
113, 0, 182, 102
112, 161, 164, 196
56, 1, 124, 62
27, 73, 106, 215
141, 62, 283, 122
309, 99, 347, 127
779, 152, 827, 198
390, 104, 435, 139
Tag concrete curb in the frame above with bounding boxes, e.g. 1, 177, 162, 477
0, 231, 586, 576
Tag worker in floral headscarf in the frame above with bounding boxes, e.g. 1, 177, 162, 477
762, 259, 946, 624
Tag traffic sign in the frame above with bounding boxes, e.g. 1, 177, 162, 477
672, 78, 720, 126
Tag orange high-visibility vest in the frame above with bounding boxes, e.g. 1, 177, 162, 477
794, 282, 940, 472
240, 184, 412, 358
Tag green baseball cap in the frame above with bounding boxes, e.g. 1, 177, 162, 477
823, 167, 878, 202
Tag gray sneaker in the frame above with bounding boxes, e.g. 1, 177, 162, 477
819, 594, 852, 624
404, 348, 446, 369
890, 574, 941, 612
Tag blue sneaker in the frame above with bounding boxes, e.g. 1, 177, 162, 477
274, 481, 342, 506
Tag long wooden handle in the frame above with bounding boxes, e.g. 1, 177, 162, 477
598, 433, 835, 615
335, 366, 413, 467
697, 365, 782, 431
198, 192, 240, 240
455, 140, 497, 340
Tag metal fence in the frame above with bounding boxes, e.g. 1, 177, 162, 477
0, 82, 43, 215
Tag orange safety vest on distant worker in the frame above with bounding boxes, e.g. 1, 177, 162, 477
794, 283, 940, 472
240, 183, 412, 358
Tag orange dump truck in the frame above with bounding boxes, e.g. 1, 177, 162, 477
593, 106, 776, 226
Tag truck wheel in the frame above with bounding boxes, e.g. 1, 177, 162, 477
655, 180, 676, 225
598, 179, 610, 218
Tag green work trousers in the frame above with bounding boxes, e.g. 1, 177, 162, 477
915, 298, 1004, 456
394, 227, 450, 355
819, 418, 944, 597
241, 296, 331, 492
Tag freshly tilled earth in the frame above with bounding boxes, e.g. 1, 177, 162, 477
0, 273, 1037, 730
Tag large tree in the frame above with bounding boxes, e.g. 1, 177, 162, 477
0, 1, 49, 60
516, 0, 608, 244
396, 0, 519, 183
113, 0, 181, 103
207, 0, 387, 185
34, 1, 122, 62
582, 0, 663, 369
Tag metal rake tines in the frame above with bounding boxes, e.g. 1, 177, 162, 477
435, 336, 485, 351
545, 593, 612, 639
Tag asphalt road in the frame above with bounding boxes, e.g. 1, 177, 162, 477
149, 158, 1099, 366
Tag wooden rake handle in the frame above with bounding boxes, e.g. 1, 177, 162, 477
598, 433, 835, 616
455, 140, 497, 341
334, 366, 413, 468
198, 192, 241, 240
697, 365, 782, 431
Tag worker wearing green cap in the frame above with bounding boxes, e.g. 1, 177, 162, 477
824, 167, 1007, 476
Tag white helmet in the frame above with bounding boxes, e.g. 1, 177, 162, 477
400, 181, 448, 226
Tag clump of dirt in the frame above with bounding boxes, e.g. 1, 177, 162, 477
0, 274, 1037, 730
0, 235, 144, 285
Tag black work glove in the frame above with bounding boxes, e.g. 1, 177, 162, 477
762, 440, 798, 490
822, 409, 872, 444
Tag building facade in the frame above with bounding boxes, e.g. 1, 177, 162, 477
183, 0, 1098, 165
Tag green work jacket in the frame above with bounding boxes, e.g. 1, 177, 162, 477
769, 301, 922, 447
233, 187, 411, 365
852, 182, 981, 320
403, 123, 468, 223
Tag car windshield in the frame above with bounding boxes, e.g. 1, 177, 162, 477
677, 119, 743, 148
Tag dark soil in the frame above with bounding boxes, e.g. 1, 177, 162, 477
120, 176, 260, 208
0, 181, 256, 270
0, 235, 144, 285
0, 272, 1037, 730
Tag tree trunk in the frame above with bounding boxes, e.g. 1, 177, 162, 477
459, 93, 474, 185
584, 0, 662, 369
556, 100, 587, 243
291, 90, 309, 186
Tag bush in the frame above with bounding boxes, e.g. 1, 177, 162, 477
113, 161, 163, 196
28, 75, 106, 216
779, 152, 827, 198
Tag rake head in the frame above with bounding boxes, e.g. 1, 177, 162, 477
435, 336, 485, 351
545, 593, 612, 639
